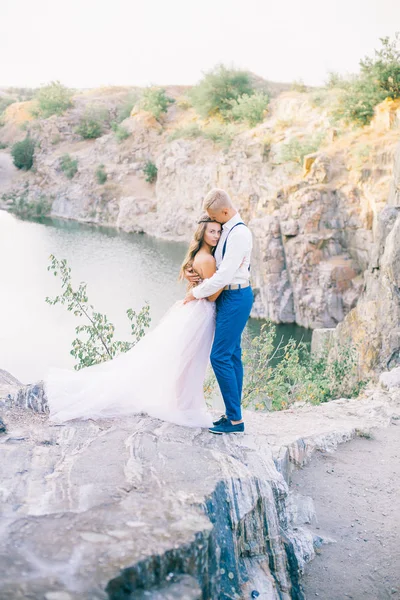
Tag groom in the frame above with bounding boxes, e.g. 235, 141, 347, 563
184, 188, 253, 434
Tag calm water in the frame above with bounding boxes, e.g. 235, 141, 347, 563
0, 211, 311, 383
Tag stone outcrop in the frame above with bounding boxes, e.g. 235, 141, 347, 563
1, 89, 399, 328
334, 141, 400, 375
1, 371, 399, 599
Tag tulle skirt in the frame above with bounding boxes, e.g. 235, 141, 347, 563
45, 299, 216, 428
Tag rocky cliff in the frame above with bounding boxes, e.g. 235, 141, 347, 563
1, 87, 399, 328
1, 371, 399, 599
334, 141, 400, 375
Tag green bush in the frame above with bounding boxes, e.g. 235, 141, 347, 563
189, 64, 254, 119
330, 34, 400, 126
11, 136, 35, 170
139, 87, 174, 120
279, 132, 325, 164
6, 191, 51, 219
360, 33, 400, 98
143, 160, 157, 183
168, 123, 203, 141
0, 142, 8, 149
111, 122, 130, 142
60, 154, 78, 179
202, 122, 239, 149
330, 76, 387, 126
205, 321, 367, 410
76, 112, 104, 139
228, 91, 270, 127
33, 81, 73, 118
96, 164, 107, 184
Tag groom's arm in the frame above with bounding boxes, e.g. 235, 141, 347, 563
190, 228, 252, 299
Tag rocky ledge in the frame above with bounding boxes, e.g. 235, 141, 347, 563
1, 372, 399, 600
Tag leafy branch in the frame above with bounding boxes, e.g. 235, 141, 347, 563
45, 254, 151, 370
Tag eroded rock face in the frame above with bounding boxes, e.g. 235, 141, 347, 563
1, 373, 399, 599
335, 142, 400, 375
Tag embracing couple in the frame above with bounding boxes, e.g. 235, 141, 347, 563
46, 188, 253, 435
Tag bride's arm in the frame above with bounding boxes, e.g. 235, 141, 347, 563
192, 255, 223, 302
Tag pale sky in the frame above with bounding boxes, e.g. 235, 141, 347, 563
1, 0, 399, 89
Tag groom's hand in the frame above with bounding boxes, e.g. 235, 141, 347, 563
183, 291, 196, 304
185, 267, 202, 284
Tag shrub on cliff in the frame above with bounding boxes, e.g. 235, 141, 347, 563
279, 132, 325, 165
204, 321, 366, 411
11, 136, 35, 170
189, 64, 254, 119
32, 81, 74, 118
143, 160, 157, 183
331, 33, 400, 126
95, 164, 107, 184
46, 255, 151, 370
228, 91, 270, 127
111, 122, 130, 143
60, 154, 78, 179
76, 110, 104, 139
139, 87, 174, 120
5, 190, 51, 219
202, 122, 241, 149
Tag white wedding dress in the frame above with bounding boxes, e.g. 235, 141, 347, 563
45, 298, 216, 428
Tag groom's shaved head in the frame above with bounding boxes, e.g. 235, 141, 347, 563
203, 188, 233, 211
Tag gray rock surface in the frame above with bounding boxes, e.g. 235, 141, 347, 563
1, 373, 399, 599
335, 142, 400, 375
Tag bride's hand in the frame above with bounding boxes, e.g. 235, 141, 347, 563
185, 267, 202, 285
183, 291, 196, 304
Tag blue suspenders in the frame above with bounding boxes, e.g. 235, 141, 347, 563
221, 221, 251, 273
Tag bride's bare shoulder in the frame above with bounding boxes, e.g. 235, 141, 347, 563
193, 252, 216, 277
193, 252, 216, 267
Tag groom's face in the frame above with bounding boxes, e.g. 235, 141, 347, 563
206, 207, 229, 224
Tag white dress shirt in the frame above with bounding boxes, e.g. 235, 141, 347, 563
192, 212, 252, 299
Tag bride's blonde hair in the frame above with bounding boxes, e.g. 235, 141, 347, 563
179, 215, 219, 280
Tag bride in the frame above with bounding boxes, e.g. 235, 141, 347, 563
45, 216, 222, 428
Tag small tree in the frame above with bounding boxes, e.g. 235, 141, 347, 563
33, 81, 74, 118
46, 255, 151, 370
139, 87, 174, 120
360, 33, 400, 98
11, 136, 35, 169
330, 33, 400, 126
189, 64, 254, 119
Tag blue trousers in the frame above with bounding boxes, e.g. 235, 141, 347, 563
211, 286, 254, 422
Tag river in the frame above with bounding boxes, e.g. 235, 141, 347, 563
0, 210, 311, 383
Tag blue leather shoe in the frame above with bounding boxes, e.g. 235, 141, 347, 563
209, 420, 245, 434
